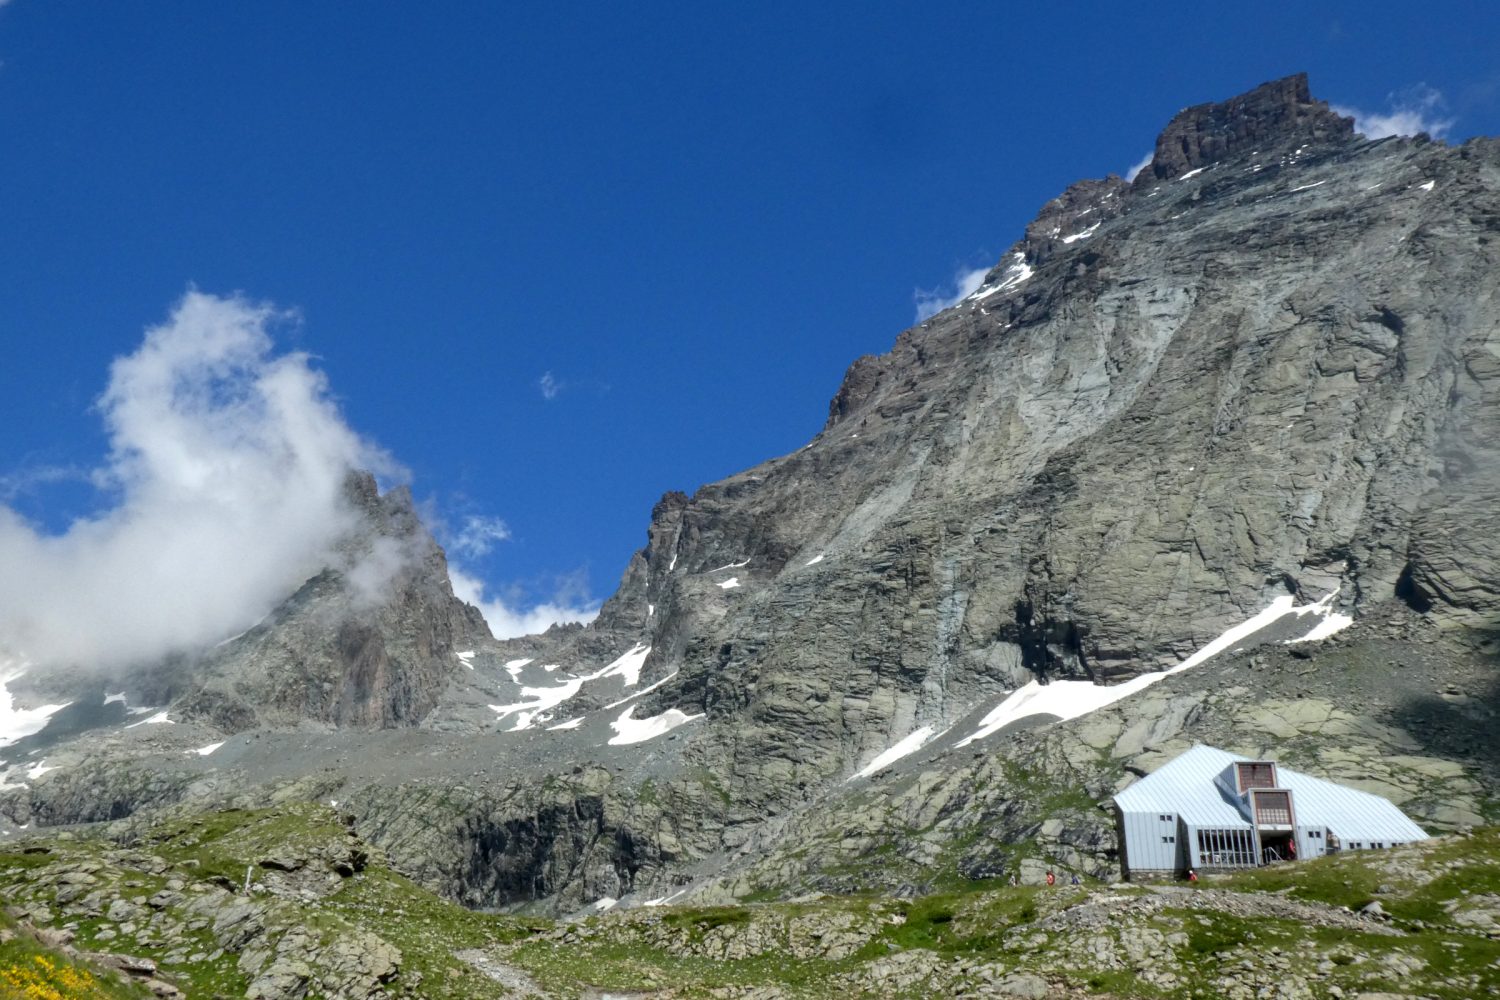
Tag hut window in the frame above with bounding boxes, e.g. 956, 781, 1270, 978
1252, 790, 1292, 826
1195, 828, 1256, 867
1236, 761, 1277, 792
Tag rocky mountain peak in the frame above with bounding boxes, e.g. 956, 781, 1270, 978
1134, 72, 1355, 186
933, 75, 1358, 334
166, 470, 491, 731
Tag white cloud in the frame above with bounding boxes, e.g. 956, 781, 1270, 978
0, 464, 86, 504
1125, 149, 1155, 181
447, 566, 599, 639
1333, 84, 1454, 140
913, 263, 990, 323
538, 371, 561, 400
0, 290, 393, 671
452, 514, 510, 558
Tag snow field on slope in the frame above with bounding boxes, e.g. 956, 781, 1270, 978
955, 591, 1353, 747
608, 705, 704, 746
487, 642, 700, 744
0, 662, 71, 750
850, 725, 941, 780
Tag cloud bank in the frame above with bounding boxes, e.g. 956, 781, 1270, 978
0, 291, 391, 671
913, 263, 990, 323
447, 566, 599, 639
1333, 84, 1454, 140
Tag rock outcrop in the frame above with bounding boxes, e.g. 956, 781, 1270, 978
1135, 72, 1354, 185
168, 472, 490, 731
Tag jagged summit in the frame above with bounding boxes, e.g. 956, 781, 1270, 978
1135, 72, 1355, 185
961, 74, 1358, 315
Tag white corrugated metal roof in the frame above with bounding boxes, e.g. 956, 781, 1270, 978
1113, 745, 1428, 842
1115, 745, 1251, 826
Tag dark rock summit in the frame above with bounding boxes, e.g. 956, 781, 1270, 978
1135, 72, 1355, 185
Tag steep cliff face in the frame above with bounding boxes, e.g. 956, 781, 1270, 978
492, 73, 1500, 810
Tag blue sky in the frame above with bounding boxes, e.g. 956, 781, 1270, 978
2, 1, 1498, 639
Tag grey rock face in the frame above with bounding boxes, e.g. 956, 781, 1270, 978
520, 75, 1500, 820
246, 76, 1500, 908
170, 472, 491, 731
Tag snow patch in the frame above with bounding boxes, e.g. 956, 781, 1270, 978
717, 577, 741, 590
707, 558, 750, 572
643, 889, 688, 907
1284, 590, 1354, 643
24, 760, 57, 780
1417, 180, 1436, 192
193, 742, 225, 757
591, 896, 618, 912
489, 678, 585, 732
805, 553, 825, 567
956, 593, 1351, 746
125, 710, 173, 729
606, 670, 679, 710
591, 643, 651, 686
1178, 166, 1205, 180
547, 717, 584, 731
607, 705, 704, 746
851, 725, 939, 780
503, 657, 533, 681
1060, 222, 1100, 244
1289, 180, 1326, 193
455, 650, 476, 670
489, 645, 652, 731
0, 667, 72, 750
104, 692, 128, 706
973, 253, 1033, 299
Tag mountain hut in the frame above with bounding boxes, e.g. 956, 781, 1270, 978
1112, 744, 1428, 879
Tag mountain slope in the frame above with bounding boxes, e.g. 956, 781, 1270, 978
3, 74, 1498, 917
1, 804, 1497, 999
473, 71, 1499, 806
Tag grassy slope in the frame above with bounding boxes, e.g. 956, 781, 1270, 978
0, 806, 1496, 998
0, 909, 156, 1000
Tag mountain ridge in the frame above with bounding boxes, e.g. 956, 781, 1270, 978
2, 74, 1498, 924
